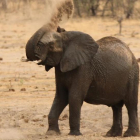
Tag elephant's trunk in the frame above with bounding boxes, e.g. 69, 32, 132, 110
25, 0, 74, 61
26, 27, 46, 61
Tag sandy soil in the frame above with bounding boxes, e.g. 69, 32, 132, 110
0, 12, 140, 140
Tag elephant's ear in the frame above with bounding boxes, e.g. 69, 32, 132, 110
60, 33, 99, 72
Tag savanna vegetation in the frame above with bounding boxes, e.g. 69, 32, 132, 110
1, 0, 140, 19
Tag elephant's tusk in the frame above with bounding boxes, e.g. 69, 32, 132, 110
21, 58, 30, 62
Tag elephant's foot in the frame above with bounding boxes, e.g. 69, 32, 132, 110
106, 128, 122, 137
123, 129, 139, 137
46, 130, 60, 136
69, 130, 82, 136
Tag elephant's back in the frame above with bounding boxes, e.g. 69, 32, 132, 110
95, 36, 134, 69
97, 36, 126, 47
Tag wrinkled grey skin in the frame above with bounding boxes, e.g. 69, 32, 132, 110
26, 27, 139, 137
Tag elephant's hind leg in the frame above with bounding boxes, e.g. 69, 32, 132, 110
124, 70, 139, 137
106, 102, 123, 137
124, 101, 139, 136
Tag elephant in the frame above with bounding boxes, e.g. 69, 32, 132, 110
25, 26, 139, 137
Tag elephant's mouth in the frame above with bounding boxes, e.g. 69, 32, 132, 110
37, 59, 45, 65
35, 55, 55, 66
34, 42, 55, 66
34, 42, 47, 65
34, 55, 46, 65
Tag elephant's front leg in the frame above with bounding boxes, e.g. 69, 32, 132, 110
47, 88, 68, 135
68, 88, 85, 135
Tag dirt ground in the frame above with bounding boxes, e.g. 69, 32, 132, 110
1, 12, 140, 140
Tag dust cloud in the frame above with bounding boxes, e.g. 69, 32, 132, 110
44, 0, 74, 30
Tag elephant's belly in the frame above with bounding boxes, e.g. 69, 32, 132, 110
84, 94, 115, 105
84, 85, 125, 106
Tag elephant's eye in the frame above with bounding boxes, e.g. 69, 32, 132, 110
37, 41, 45, 47
48, 42, 54, 49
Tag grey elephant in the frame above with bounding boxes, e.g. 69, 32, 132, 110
26, 26, 139, 137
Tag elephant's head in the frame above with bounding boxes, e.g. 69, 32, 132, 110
26, 28, 99, 72
25, 0, 73, 62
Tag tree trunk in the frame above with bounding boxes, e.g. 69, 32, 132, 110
74, 0, 82, 17
101, 0, 110, 17
2, 0, 8, 10
91, 6, 96, 16
111, 0, 115, 17
126, 12, 131, 19
91, 0, 100, 16
125, 0, 136, 19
